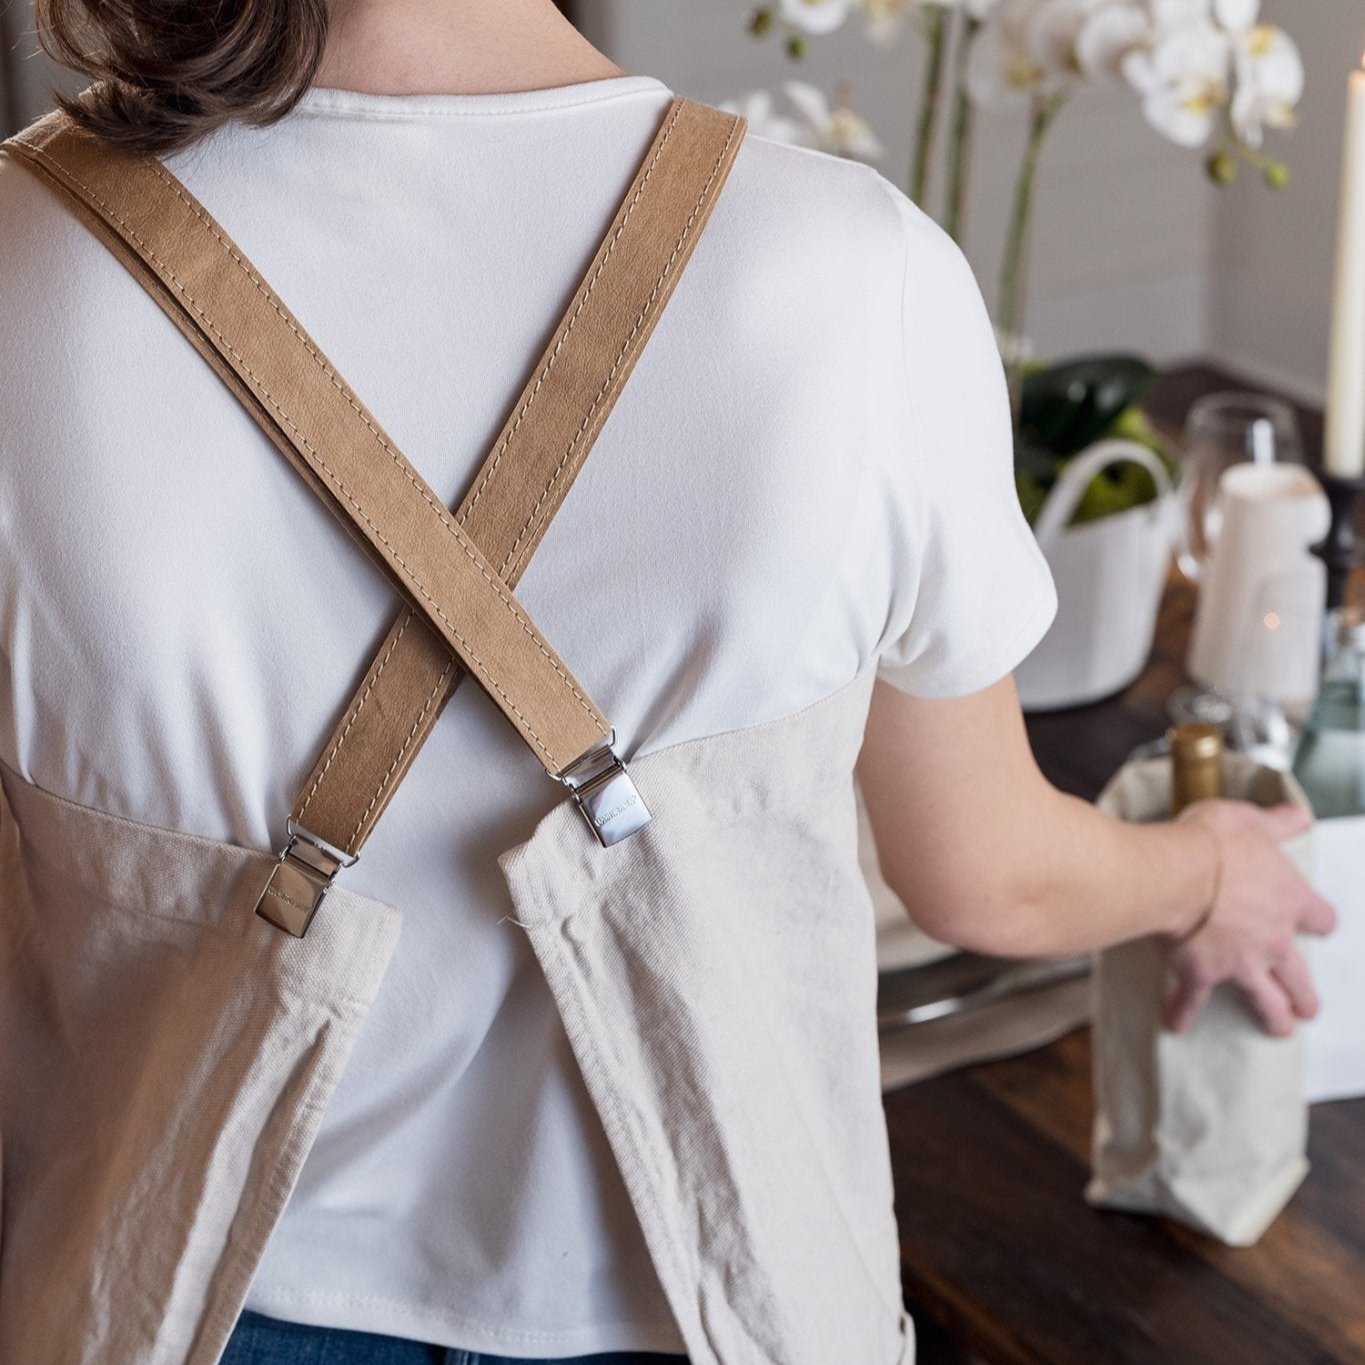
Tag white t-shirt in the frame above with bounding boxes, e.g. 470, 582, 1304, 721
0, 75, 1056, 1356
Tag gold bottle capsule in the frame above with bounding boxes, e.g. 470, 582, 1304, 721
1169, 722, 1225, 816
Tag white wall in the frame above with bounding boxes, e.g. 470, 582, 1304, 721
1207, 0, 1360, 405
579, 0, 1219, 365
0, 3, 82, 130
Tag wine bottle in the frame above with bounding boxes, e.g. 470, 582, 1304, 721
1170, 722, 1225, 816
1291, 607, 1365, 817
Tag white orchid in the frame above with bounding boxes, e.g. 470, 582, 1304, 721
1065, 0, 1304, 154
856, 0, 908, 45
1213, 0, 1257, 31
751, 0, 1303, 158
776, 0, 857, 35
1028, 0, 1110, 82
718, 90, 810, 146
785, 81, 887, 158
1147, 0, 1208, 25
1120, 17, 1231, 146
734, 0, 1303, 366
761, 0, 1005, 48
1073, 2, 1148, 81
967, 0, 1070, 107
1229, 23, 1303, 147
720, 83, 886, 161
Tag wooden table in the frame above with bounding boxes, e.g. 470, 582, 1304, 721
884, 368, 1365, 1365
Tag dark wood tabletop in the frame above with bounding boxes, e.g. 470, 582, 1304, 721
884, 367, 1365, 1365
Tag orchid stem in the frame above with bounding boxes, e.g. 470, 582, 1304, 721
944, 14, 980, 245
1000, 91, 1066, 414
911, 6, 949, 209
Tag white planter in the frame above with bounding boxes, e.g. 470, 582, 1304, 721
1015, 438, 1177, 712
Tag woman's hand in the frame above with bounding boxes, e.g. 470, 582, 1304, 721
1163, 800, 1338, 1037
859, 676, 1340, 1025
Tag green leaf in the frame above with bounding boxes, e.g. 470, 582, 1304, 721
1018, 353, 1155, 458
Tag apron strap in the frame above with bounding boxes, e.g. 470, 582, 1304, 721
1, 97, 744, 934
284, 98, 744, 863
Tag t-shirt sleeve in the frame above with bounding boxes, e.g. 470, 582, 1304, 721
870, 179, 1057, 699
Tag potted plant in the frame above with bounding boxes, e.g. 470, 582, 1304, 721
1013, 353, 1178, 707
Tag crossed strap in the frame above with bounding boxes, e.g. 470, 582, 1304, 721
3, 95, 746, 933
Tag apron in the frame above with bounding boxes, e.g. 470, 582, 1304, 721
0, 98, 915, 1365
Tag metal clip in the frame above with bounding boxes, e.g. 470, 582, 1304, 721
254, 820, 358, 938
557, 731, 651, 848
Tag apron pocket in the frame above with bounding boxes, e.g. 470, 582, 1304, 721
0, 761, 402, 1365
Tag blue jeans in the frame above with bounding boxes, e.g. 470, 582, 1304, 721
221, 1310, 689, 1365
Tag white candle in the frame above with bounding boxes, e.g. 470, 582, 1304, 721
1326, 58, 1365, 478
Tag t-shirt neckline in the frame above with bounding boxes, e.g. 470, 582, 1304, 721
294, 74, 672, 120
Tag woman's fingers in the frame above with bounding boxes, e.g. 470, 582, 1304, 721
1259, 803, 1313, 840
1164, 966, 1214, 1035
1297, 890, 1338, 937
1158, 799, 1336, 1037
1240, 969, 1297, 1037
1271, 947, 1321, 1022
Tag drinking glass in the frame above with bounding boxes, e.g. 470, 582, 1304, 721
1176, 392, 1305, 581
1169, 392, 1307, 748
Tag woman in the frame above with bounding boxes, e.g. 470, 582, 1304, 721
0, 0, 1334, 1362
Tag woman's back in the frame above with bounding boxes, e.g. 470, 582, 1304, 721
0, 73, 1051, 1355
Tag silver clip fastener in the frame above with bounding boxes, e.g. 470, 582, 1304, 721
557, 731, 651, 848
254, 820, 359, 938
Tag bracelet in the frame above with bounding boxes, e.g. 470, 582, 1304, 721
1175, 817, 1224, 943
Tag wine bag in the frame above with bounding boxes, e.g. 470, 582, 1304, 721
1087, 753, 1316, 1246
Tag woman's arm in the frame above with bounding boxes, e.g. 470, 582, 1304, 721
856, 674, 1337, 1035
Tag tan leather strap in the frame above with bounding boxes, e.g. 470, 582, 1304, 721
1, 98, 745, 930
6, 113, 607, 775
2, 101, 742, 795
286, 98, 745, 857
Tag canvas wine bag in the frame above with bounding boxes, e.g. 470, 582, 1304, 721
1088, 753, 1316, 1246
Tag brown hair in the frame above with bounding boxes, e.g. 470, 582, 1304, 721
34, 0, 331, 157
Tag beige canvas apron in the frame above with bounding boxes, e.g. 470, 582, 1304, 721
0, 99, 915, 1365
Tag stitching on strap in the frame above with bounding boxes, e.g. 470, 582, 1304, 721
500, 114, 741, 581
297, 613, 408, 817
330, 106, 698, 829
340, 106, 737, 834
349, 656, 456, 846
295, 611, 410, 826
24, 142, 608, 761
456, 101, 685, 527
118, 159, 597, 726
131, 160, 598, 721
290, 102, 693, 836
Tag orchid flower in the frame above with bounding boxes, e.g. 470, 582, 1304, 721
1028, 0, 1111, 83
1229, 23, 1304, 148
734, 0, 1304, 388
1069, 0, 1303, 160
785, 81, 888, 158
1120, 17, 1233, 147
720, 83, 886, 162
759, 0, 1005, 49
775, 0, 858, 35
1074, 3, 1150, 81
966, 0, 1060, 108
718, 90, 811, 146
